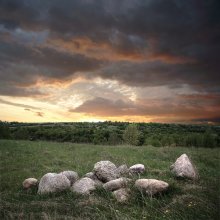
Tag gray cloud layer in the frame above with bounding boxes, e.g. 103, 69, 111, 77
0, 0, 219, 93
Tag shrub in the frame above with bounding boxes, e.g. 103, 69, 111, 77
0, 121, 11, 139
145, 137, 162, 147
123, 124, 140, 146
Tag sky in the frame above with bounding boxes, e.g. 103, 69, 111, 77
0, 0, 219, 124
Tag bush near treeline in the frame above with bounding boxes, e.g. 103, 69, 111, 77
0, 121, 219, 148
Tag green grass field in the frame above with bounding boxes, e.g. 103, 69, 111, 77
0, 140, 219, 219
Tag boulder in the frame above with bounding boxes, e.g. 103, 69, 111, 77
135, 179, 169, 196
38, 173, 70, 194
59, 171, 78, 185
170, 154, 198, 180
129, 164, 145, 174
93, 161, 118, 182
113, 188, 130, 203
84, 172, 104, 187
93, 179, 104, 187
84, 172, 96, 180
71, 177, 96, 195
103, 178, 131, 191
117, 164, 129, 177
22, 178, 38, 189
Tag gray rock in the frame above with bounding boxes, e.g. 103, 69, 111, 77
71, 177, 96, 195
113, 188, 130, 203
117, 164, 129, 177
93, 161, 118, 182
170, 154, 198, 180
38, 173, 70, 194
93, 179, 104, 187
135, 179, 169, 196
59, 171, 78, 185
129, 164, 145, 174
103, 178, 131, 191
84, 172, 96, 179
23, 178, 38, 189
84, 172, 104, 187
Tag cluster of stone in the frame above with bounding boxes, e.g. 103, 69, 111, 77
22, 154, 198, 203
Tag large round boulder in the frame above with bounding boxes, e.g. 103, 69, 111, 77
135, 179, 169, 196
71, 177, 96, 195
38, 173, 70, 194
129, 164, 145, 174
170, 154, 198, 180
103, 178, 131, 191
59, 171, 79, 185
93, 161, 118, 182
23, 178, 38, 189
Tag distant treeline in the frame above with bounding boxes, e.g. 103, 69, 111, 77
0, 121, 220, 148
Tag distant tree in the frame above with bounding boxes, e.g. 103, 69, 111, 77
203, 128, 216, 148
0, 121, 11, 139
108, 131, 121, 145
123, 124, 140, 145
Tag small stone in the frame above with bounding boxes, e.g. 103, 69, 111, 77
71, 177, 96, 195
135, 179, 169, 196
170, 154, 198, 180
103, 178, 131, 191
84, 172, 103, 187
113, 188, 130, 203
93, 179, 104, 187
23, 178, 38, 189
129, 164, 145, 174
84, 172, 96, 180
117, 164, 129, 177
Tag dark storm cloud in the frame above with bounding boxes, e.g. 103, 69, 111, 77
0, 0, 219, 95
191, 117, 220, 124
0, 40, 103, 95
93, 61, 220, 90
71, 95, 220, 121
0, 41, 102, 78
71, 97, 135, 116
0, 98, 40, 110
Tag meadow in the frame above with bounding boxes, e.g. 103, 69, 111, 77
0, 139, 219, 219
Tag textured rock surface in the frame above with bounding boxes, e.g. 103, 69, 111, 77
93, 161, 118, 182
93, 179, 104, 187
129, 164, 145, 174
84, 172, 96, 179
103, 178, 131, 191
84, 172, 104, 187
117, 164, 129, 177
23, 178, 38, 189
71, 177, 96, 195
135, 179, 169, 196
170, 154, 198, 179
59, 171, 78, 185
38, 173, 70, 194
113, 188, 130, 203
